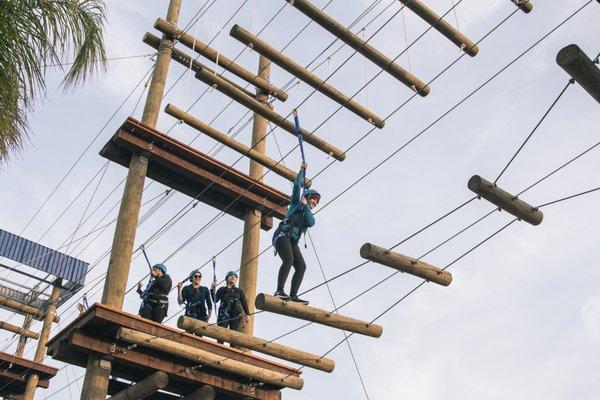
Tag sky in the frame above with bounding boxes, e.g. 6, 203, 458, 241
1, 0, 600, 399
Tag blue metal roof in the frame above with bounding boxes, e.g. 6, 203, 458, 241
0, 229, 89, 286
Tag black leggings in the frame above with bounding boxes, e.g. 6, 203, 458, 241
139, 303, 167, 323
217, 316, 242, 344
276, 236, 306, 297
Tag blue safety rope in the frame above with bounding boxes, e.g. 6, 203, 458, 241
292, 108, 307, 194
211, 257, 218, 316
82, 293, 89, 310
139, 245, 154, 299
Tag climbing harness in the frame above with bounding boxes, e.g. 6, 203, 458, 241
82, 293, 89, 310
211, 257, 217, 316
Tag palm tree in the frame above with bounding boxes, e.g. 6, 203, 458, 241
0, 0, 107, 163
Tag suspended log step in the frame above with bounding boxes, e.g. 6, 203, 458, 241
0, 351, 57, 399
100, 118, 291, 230
47, 303, 297, 400
0, 295, 59, 323
183, 385, 215, 400
468, 175, 543, 225
285, 0, 429, 95
557, 44, 600, 104
255, 294, 383, 338
360, 243, 452, 286
194, 66, 346, 160
511, 0, 533, 13
107, 371, 169, 400
116, 328, 304, 390
154, 18, 287, 102
108, 380, 183, 400
0, 321, 39, 339
398, 0, 478, 56
178, 316, 335, 372
230, 24, 385, 127
165, 104, 312, 187
143, 32, 256, 99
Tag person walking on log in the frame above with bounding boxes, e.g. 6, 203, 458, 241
211, 271, 250, 339
136, 263, 172, 323
272, 163, 320, 305
177, 269, 212, 322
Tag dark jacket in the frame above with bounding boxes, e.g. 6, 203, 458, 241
211, 286, 250, 320
138, 274, 172, 305
178, 284, 212, 319
274, 169, 315, 242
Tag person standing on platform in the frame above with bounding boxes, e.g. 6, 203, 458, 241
137, 263, 172, 323
177, 269, 212, 321
211, 271, 249, 338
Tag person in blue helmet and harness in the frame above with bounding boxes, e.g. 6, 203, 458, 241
272, 162, 320, 305
211, 270, 250, 340
177, 269, 212, 322
136, 263, 172, 323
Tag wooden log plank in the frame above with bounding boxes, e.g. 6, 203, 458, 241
164, 104, 311, 187
511, 0, 533, 13
154, 17, 288, 102
143, 32, 256, 99
108, 371, 169, 400
0, 321, 39, 339
67, 330, 280, 400
0, 296, 59, 322
398, 0, 478, 56
255, 294, 383, 338
178, 316, 335, 373
359, 243, 452, 286
0, 352, 58, 380
183, 385, 215, 400
194, 66, 346, 161
285, 0, 429, 96
557, 44, 600, 104
116, 328, 304, 390
468, 175, 543, 225
230, 24, 385, 127
108, 380, 180, 400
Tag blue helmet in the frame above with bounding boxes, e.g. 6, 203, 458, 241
225, 270, 238, 279
188, 269, 202, 282
303, 188, 321, 201
153, 263, 167, 274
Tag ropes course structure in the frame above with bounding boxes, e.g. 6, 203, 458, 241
1, 0, 599, 399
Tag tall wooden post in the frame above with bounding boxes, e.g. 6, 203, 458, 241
80, 1, 183, 399
238, 55, 271, 337
16, 314, 33, 357
23, 279, 62, 400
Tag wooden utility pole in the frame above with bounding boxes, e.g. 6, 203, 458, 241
80, 2, 182, 399
23, 279, 62, 400
16, 314, 33, 357
238, 55, 271, 337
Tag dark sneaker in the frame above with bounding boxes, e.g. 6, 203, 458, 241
290, 296, 309, 305
274, 291, 290, 301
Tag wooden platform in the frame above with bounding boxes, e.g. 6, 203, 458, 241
47, 303, 301, 400
0, 351, 58, 399
100, 118, 291, 230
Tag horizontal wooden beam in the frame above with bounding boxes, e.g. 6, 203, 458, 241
255, 294, 383, 338
108, 372, 169, 400
183, 385, 215, 400
143, 32, 256, 99
468, 175, 543, 225
0, 321, 39, 340
360, 243, 452, 286
285, 0, 429, 96
116, 328, 304, 390
165, 103, 312, 187
230, 24, 385, 127
178, 316, 334, 372
0, 296, 59, 323
154, 18, 288, 102
557, 44, 600, 104
194, 66, 346, 160
511, 0, 533, 13
398, 0, 478, 56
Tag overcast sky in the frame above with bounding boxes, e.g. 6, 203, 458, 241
1, 0, 600, 399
